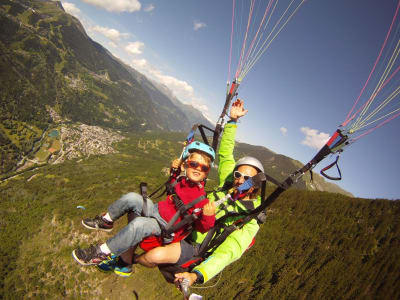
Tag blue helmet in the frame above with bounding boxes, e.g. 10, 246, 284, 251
182, 141, 215, 162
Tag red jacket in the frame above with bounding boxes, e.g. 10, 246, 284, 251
140, 176, 215, 251
158, 177, 215, 237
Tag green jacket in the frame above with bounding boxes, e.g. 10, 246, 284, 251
192, 122, 261, 283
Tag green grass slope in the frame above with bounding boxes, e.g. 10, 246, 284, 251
0, 132, 398, 299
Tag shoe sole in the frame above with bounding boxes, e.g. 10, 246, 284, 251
114, 270, 133, 277
72, 250, 98, 266
81, 220, 113, 232
95, 264, 132, 277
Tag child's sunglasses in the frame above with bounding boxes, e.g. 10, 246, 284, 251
186, 160, 210, 172
233, 170, 251, 181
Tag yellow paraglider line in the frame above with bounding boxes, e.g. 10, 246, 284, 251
240, 0, 295, 77
239, 0, 276, 78
235, 0, 256, 79
245, 0, 279, 68
240, 0, 306, 80
350, 87, 400, 132
353, 108, 400, 132
353, 41, 399, 124
356, 85, 400, 129
349, 39, 400, 132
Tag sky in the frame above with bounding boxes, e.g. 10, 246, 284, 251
60, 0, 400, 200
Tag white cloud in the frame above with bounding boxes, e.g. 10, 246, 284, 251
193, 21, 206, 31
91, 25, 130, 42
132, 58, 148, 68
144, 4, 154, 12
280, 127, 287, 136
131, 59, 201, 107
300, 127, 330, 150
125, 41, 145, 55
108, 41, 117, 48
81, 0, 141, 12
62, 2, 81, 16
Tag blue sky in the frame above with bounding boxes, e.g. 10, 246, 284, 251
61, 0, 400, 200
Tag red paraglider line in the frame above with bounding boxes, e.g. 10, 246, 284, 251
242, 0, 275, 69
352, 111, 400, 141
346, 64, 400, 126
342, 0, 400, 127
227, 0, 236, 82
235, 0, 256, 79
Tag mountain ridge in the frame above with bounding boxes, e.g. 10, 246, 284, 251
0, 0, 212, 173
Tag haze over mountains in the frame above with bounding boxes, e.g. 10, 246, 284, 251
0, 0, 351, 196
0, 0, 212, 173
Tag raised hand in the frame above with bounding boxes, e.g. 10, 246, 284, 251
229, 98, 248, 121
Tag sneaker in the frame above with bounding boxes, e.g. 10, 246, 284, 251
72, 245, 109, 266
97, 255, 133, 277
96, 254, 117, 273
82, 215, 113, 232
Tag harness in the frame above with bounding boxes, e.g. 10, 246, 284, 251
158, 172, 269, 283
140, 177, 207, 246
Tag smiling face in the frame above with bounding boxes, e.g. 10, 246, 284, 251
185, 152, 210, 183
233, 165, 258, 199
234, 165, 258, 186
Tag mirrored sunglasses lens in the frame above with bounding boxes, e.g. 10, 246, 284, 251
234, 171, 251, 180
234, 171, 242, 179
189, 161, 199, 168
201, 165, 210, 172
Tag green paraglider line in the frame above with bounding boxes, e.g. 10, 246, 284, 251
343, 0, 400, 127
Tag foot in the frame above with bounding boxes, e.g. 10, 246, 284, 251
82, 215, 113, 232
97, 255, 133, 277
72, 245, 109, 266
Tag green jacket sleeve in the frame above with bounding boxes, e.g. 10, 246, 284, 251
193, 219, 259, 283
217, 123, 237, 187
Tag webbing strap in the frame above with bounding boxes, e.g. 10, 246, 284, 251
197, 226, 219, 256
198, 223, 237, 257
164, 214, 199, 236
140, 182, 149, 217
264, 173, 289, 190
163, 194, 206, 236
148, 182, 167, 199
320, 156, 342, 181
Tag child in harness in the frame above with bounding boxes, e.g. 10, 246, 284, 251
72, 141, 217, 275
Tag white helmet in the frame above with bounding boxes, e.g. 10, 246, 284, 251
235, 156, 264, 173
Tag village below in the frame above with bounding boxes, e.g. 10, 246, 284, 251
2, 107, 125, 182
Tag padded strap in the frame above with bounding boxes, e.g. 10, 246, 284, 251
320, 156, 342, 181
140, 182, 149, 217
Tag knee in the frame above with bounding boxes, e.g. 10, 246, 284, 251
120, 192, 142, 206
128, 217, 159, 235
145, 248, 168, 264
123, 192, 141, 202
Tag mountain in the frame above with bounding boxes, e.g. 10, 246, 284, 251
0, 0, 212, 174
234, 142, 353, 197
0, 131, 398, 299
124, 66, 214, 131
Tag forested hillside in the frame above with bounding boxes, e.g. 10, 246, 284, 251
0, 0, 212, 174
0, 132, 398, 299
